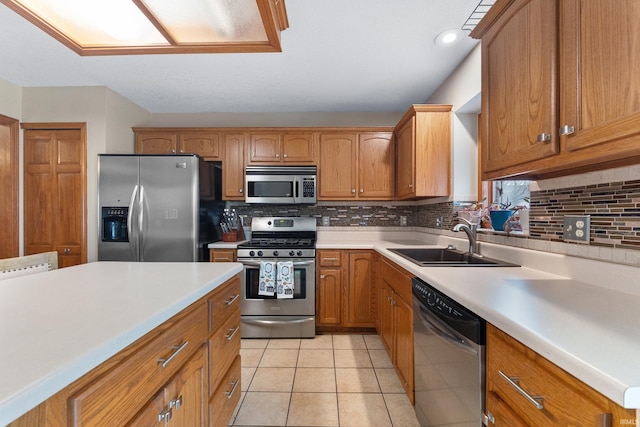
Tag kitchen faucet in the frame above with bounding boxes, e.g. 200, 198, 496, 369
452, 217, 479, 256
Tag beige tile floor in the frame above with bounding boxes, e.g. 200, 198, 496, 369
230, 334, 421, 427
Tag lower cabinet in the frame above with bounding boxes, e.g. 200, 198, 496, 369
485, 323, 637, 426
129, 346, 207, 427
315, 250, 375, 330
377, 257, 414, 402
10, 275, 242, 427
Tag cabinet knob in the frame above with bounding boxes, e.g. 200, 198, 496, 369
408, 184, 413, 189
171, 149, 176, 153
320, 275, 325, 279
536, 133, 551, 143
239, 188, 243, 193
63, 248, 71, 253
559, 125, 575, 136
276, 153, 280, 158
360, 189, 364, 193
351, 189, 356, 193
283, 153, 288, 158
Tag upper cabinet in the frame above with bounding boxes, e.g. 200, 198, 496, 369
472, 0, 640, 179
134, 129, 221, 160
394, 105, 452, 200
318, 131, 394, 200
247, 131, 316, 165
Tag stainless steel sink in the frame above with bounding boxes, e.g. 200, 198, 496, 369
387, 248, 519, 267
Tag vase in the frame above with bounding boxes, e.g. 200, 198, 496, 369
489, 210, 513, 231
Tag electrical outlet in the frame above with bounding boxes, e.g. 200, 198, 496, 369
322, 216, 330, 226
563, 215, 590, 243
400, 216, 407, 226
436, 216, 443, 227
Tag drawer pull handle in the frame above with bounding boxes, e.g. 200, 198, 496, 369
158, 341, 189, 368
216, 257, 231, 261
536, 132, 552, 142
225, 326, 240, 341
498, 370, 544, 410
225, 294, 240, 306
225, 379, 240, 399
169, 395, 183, 409
322, 257, 339, 261
158, 408, 172, 422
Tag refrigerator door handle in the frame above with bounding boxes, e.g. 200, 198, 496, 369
139, 184, 145, 262
127, 185, 139, 261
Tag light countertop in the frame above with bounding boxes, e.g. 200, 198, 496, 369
316, 231, 640, 409
0, 261, 243, 426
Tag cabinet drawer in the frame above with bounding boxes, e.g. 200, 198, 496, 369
318, 250, 341, 267
208, 303, 241, 396
209, 275, 241, 334
209, 355, 241, 427
379, 258, 412, 303
70, 302, 208, 426
210, 249, 236, 262
487, 324, 613, 426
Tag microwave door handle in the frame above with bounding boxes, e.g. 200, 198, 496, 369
293, 177, 300, 203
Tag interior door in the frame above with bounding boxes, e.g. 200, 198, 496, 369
139, 155, 198, 261
0, 114, 19, 259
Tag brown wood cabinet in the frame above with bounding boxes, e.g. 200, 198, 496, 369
318, 131, 394, 200
247, 131, 316, 164
222, 133, 246, 200
485, 323, 637, 426
472, 0, 640, 179
316, 250, 343, 327
135, 129, 221, 159
394, 105, 451, 200
210, 249, 237, 262
23, 125, 87, 267
315, 250, 375, 331
377, 257, 414, 402
9, 275, 242, 427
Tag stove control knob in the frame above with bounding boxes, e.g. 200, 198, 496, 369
257, 251, 263, 257
249, 251, 255, 257
297, 250, 304, 256
273, 251, 279, 257
289, 250, 295, 257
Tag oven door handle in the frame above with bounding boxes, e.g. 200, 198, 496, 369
243, 317, 315, 325
416, 302, 478, 356
240, 260, 315, 267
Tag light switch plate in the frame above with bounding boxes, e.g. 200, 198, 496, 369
563, 215, 590, 243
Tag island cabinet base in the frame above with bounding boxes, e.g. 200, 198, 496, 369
9, 274, 241, 427
486, 324, 638, 426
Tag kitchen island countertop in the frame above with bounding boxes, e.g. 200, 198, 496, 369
0, 261, 243, 426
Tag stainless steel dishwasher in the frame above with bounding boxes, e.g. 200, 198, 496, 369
412, 277, 486, 427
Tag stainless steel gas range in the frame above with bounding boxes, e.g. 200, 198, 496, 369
237, 217, 316, 338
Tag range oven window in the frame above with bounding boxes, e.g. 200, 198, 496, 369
245, 265, 307, 299
247, 181, 294, 198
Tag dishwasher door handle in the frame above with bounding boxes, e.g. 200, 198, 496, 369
416, 302, 478, 356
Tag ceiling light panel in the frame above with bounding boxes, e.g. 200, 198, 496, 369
13, 0, 169, 46
141, 0, 267, 43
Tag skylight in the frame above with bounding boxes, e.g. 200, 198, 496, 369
0, 0, 288, 55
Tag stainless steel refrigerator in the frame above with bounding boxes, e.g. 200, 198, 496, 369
98, 154, 223, 262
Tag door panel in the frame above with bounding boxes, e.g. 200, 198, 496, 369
139, 156, 198, 261
0, 115, 19, 258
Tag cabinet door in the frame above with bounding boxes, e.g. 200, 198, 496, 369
357, 132, 394, 199
318, 133, 357, 199
163, 346, 207, 427
480, 0, 558, 173
394, 294, 414, 402
179, 131, 221, 159
248, 133, 282, 163
345, 251, 375, 327
135, 131, 178, 154
317, 267, 342, 326
560, 0, 640, 155
282, 132, 316, 163
222, 134, 245, 200
395, 119, 415, 199
378, 284, 394, 355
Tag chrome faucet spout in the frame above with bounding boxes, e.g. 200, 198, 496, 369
452, 220, 479, 256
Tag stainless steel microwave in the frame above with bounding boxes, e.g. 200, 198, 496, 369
245, 166, 317, 204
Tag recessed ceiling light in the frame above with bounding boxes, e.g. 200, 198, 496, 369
434, 29, 464, 47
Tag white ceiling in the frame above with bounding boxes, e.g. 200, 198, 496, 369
0, 0, 482, 114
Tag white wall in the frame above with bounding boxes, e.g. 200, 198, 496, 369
22, 86, 151, 262
150, 111, 404, 127
426, 44, 482, 201
0, 77, 22, 119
